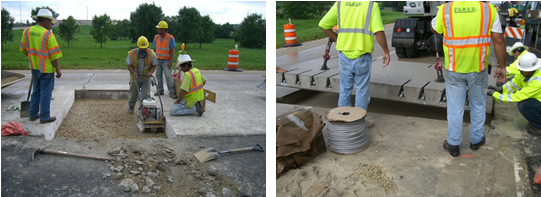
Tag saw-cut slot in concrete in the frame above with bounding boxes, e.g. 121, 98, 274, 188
418, 82, 430, 100
326, 78, 332, 89
440, 89, 447, 103
295, 75, 301, 85
398, 79, 412, 98
310, 76, 316, 87
54, 90, 173, 141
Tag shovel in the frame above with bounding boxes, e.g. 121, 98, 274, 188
194, 144, 265, 163
20, 76, 33, 118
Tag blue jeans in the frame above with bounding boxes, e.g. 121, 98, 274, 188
517, 98, 541, 129
156, 59, 175, 95
29, 69, 55, 120
444, 68, 488, 146
170, 100, 196, 116
338, 52, 372, 110
128, 79, 151, 108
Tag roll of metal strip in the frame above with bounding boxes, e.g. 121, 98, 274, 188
327, 118, 368, 154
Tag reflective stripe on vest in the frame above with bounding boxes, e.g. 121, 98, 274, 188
442, 2, 491, 72
129, 48, 153, 77
186, 70, 204, 95
337, 1, 374, 36
24, 26, 55, 72
154, 34, 172, 59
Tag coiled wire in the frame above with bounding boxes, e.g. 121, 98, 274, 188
327, 118, 368, 154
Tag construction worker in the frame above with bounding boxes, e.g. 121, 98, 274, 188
127, 36, 158, 114
20, 8, 62, 124
153, 21, 177, 99
170, 54, 205, 116
489, 52, 541, 136
431, 1, 508, 157
318, 1, 390, 127
489, 42, 528, 92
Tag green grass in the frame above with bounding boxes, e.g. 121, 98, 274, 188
276, 8, 407, 48
2, 26, 265, 70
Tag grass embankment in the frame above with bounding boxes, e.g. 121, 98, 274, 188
276, 8, 407, 48
2, 26, 265, 70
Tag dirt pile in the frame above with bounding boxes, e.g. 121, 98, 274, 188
355, 163, 396, 192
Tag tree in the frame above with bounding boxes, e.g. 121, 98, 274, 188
58, 16, 78, 47
1, 8, 14, 50
196, 15, 215, 48
175, 6, 202, 48
214, 22, 235, 39
90, 14, 113, 48
280, 1, 334, 19
129, 3, 164, 44
235, 13, 265, 48
30, 6, 56, 25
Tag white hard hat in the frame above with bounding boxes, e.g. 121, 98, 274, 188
507, 42, 528, 56
517, 52, 541, 71
176, 54, 196, 67
32, 9, 58, 24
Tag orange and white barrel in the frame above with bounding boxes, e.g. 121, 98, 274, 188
283, 24, 302, 47
224, 49, 242, 72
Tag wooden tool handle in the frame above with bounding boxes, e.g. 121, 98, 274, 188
42, 149, 111, 161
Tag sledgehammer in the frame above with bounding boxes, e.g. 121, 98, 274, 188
32, 148, 111, 161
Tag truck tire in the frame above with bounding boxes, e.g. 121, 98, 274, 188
406, 47, 419, 58
396, 47, 407, 58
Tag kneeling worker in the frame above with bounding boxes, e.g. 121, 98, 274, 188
170, 54, 205, 116
489, 52, 541, 136
127, 36, 158, 114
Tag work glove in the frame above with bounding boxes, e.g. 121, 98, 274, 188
487, 85, 503, 93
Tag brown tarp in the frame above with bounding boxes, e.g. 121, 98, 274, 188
276, 108, 326, 178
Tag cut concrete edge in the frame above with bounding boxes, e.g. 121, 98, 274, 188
44, 90, 75, 140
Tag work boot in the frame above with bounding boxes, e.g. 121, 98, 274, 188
470, 136, 485, 150
366, 119, 375, 128
527, 123, 541, 136
154, 92, 164, 96
443, 140, 460, 157
40, 117, 56, 124
195, 101, 204, 117
29, 115, 39, 121
128, 106, 134, 114
170, 93, 178, 99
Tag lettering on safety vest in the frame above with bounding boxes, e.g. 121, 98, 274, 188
29, 32, 42, 37
345, 2, 362, 7
454, 7, 478, 13
337, 1, 374, 36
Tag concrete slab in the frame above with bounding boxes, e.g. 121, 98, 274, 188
1, 70, 265, 140
276, 103, 532, 196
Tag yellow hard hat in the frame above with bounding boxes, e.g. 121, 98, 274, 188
137, 36, 149, 49
156, 21, 168, 29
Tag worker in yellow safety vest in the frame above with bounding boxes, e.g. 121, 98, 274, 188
153, 21, 177, 99
488, 42, 528, 92
170, 54, 205, 116
20, 8, 62, 124
489, 52, 541, 136
318, 1, 390, 128
431, 1, 507, 157
126, 36, 158, 114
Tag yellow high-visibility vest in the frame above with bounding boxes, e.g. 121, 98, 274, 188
128, 48, 154, 79
20, 25, 62, 73
183, 68, 204, 102
435, 1, 498, 73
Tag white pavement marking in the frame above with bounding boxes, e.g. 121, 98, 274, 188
514, 156, 524, 197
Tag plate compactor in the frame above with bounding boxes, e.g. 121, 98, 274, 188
134, 75, 166, 133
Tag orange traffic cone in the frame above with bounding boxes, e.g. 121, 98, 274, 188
224, 44, 242, 72
282, 18, 302, 47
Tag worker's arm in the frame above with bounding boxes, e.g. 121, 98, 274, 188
127, 64, 137, 79
50, 59, 61, 78
375, 31, 390, 68
321, 28, 338, 43
168, 47, 175, 69
147, 65, 156, 78
491, 32, 507, 83
174, 89, 187, 104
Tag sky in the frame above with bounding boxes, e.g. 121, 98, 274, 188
1, 0, 266, 25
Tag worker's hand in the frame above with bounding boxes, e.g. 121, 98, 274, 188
382, 53, 390, 68
133, 72, 137, 79
494, 67, 506, 83
167, 61, 172, 69
146, 73, 153, 79
55, 70, 62, 78
174, 99, 180, 104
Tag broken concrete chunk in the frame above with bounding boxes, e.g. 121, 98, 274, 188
147, 172, 158, 179
130, 183, 139, 193
130, 171, 141, 175
143, 186, 151, 193
102, 173, 111, 179
146, 177, 155, 187
208, 166, 218, 176
175, 158, 187, 165
135, 160, 144, 165
222, 188, 231, 197
119, 179, 134, 192
238, 184, 252, 197
108, 147, 123, 156
114, 173, 123, 179
163, 148, 173, 153
112, 166, 124, 173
